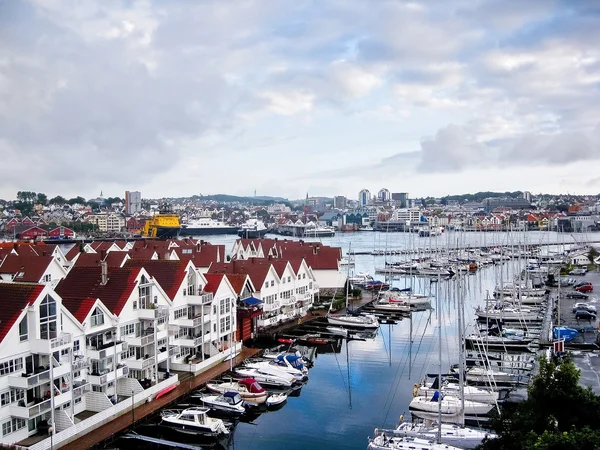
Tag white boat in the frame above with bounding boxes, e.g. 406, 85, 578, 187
160, 407, 229, 436
193, 392, 246, 415
368, 433, 463, 450
243, 360, 307, 382
392, 421, 496, 449
417, 379, 499, 405
326, 326, 349, 337
206, 378, 267, 404
180, 217, 238, 236
373, 301, 412, 313
238, 218, 268, 238
265, 392, 288, 407
327, 313, 380, 329
234, 367, 295, 388
349, 272, 375, 287
409, 393, 493, 416
475, 306, 543, 322
303, 224, 335, 237
452, 367, 517, 384
379, 291, 431, 307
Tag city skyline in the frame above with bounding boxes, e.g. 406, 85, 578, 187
1, 1, 599, 200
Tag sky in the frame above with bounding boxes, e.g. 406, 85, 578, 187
1, 0, 599, 202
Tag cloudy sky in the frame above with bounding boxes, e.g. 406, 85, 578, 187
1, 0, 599, 202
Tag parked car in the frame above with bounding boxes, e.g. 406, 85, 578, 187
569, 268, 587, 276
575, 284, 594, 292
572, 303, 597, 313
574, 281, 592, 288
575, 310, 597, 321
566, 292, 589, 299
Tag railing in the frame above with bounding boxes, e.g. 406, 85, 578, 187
186, 292, 214, 306
51, 333, 72, 349
73, 382, 91, 398
87, 341, 126, 360
126, 357, 155, 371
8, 369, 50, 389
72, 356, 90, 371
12, 398, 53, 419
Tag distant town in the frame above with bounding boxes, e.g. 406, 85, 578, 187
1, 189, 599, 241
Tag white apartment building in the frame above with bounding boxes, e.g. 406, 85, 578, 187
87, 214, 126, 232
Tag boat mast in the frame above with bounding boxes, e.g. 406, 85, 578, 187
436, 272, 442, 444
457, 273, 465, 428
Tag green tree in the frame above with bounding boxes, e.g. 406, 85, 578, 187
588, 247, 599, 264
68, 196, 86, 205
479, 356, 600, 450
49, 196, 67, 205
36, 193, 47, 205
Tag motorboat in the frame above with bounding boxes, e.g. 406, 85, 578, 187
160, 407, 229, 436
242, 360, 307, 382
373, 301, 412, 313
265, 392, 288, 407
368, 433, 463, 450
392, 421, 496, 449
349, 273, 375, 287
409, 392, 493, 416
326, 326, 349, 337
451, 366, 518, 385
206, 378, 267, 404
379, 291, 431, 308
191, 391, 246, 415
233, 366, 296, 388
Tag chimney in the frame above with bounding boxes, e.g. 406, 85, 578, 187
100, 249, 106, 261
313, 246, 318, 255
100, 261, 108, 285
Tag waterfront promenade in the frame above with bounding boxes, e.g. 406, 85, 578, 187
57, 347, 261, 450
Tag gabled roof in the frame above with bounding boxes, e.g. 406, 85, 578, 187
208, 260, 275, 290
203, 273, 225, 294
65, 244, 84, 261
67, 297, 99, 323
74, 251, 128, 268
123, 259, 187, 300
56, 266, 142, 316
225, 274, 251, 296
0, 283, 44, 344
0, 254, 54, 282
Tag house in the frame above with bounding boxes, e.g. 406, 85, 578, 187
16, 226, 48, 240
570, 251, 591, 266
0, 253, 68, 287
48, 227, 76, 239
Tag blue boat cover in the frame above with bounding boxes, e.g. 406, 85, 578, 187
553, 326, 580, 343
242, 296, 263, 305
223, 392, 238, 398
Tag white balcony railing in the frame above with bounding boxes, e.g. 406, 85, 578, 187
88, 365, 129, 386
126, 356, 156, 371
10, 398, 52, 419
8, 369, 50, 389
73, 382, 91, 398
87, 342, 127, 360
51, 333, 72, 350
187, 293, 213, 305
127, 334, 154, 347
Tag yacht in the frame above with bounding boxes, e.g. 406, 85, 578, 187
409, 392, 493, 416
303, 224, 335, 237
393, 422, 496, 449
238, 218, 269, 238
233, 366, 296, 388
206, 378, 267, 404
180, 217, 238, 236
160, 407, 229, 436
368, 433, 463, 450
192, 392, 246, 415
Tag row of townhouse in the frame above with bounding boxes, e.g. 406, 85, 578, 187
0, 238, 336, 446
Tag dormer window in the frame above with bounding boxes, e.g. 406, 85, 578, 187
91, 307, 105, 327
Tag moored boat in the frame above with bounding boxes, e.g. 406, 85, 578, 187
160, 407, 229, 436
206, 378, 268, 404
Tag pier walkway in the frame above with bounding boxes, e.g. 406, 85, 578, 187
59, 347, 262, 450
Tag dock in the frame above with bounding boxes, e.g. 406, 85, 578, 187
57, 347, 262, 450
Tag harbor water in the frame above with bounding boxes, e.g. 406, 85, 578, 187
136, 231, 595, 450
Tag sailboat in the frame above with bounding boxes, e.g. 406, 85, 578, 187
327, 245, 380, 329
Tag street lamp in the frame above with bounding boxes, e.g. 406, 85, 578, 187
131, 390, 135, 426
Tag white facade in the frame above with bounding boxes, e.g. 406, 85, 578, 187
391, 208, 421, 225
125, 191, 142, 215
87, 214, 126, 232
358, 189, 371, 207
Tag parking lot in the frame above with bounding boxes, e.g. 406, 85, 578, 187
555, 268, 600, 393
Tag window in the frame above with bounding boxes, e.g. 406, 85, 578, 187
0, 358, 23, 376
302, 274, 306, 279
174, 308, 187, 320
282, 277, 285, 284
120, 323, 135, 336
39, 294, 57, 340
19, 317, 27, 342
0, 389, 23, 407
270, 280, 274, 287
225, 299, 231, 314
1, 418, 25, 436
264, 282, 268, 288
138, 276, 151, 309
44, 274, 51, 282
90, 307, 104, 327
288, 276, 291, 283
73, 340, 80, 352
219, 300, 225, 315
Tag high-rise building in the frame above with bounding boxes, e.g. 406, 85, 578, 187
358, 189, 371, 207
125, 190, 142, 214
334, 196, 347, 209
392, 192, 408, 208
523, 191, 532, 203
378, 188, 391, 202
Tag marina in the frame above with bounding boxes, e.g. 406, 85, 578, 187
91, 230, 598, 450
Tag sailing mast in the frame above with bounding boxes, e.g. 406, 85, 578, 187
436, 272, 442, 444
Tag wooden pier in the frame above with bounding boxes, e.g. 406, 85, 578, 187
56, 347, 262, 450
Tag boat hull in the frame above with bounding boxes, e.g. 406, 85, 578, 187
237, 229, 269, 238
327, 315, 380, 329
180, 226, 238, 236
154, 226, 181, 239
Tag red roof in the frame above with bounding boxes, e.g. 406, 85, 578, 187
74, 252, 128, 268
65, 245, 83, 261
56, 266, 142, 317
225, 274, 250, 295
203, 273, 225, 294
0, 254, 54, 282
123, 259, 187, 300
0, 283, 44, 344
209, 260, 274, 290
68, 298, 98, 323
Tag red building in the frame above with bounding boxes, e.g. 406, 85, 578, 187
48, 226, 76, 239
17, 226, 48, 240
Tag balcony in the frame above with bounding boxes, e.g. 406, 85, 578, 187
127, 334, 155, 347
54, 390, 71, 408
72, 356, 90, 371
282, 295, 296, 306
87, 341, 127, 360
175, 315, 207, 328
10, 398, 52, 419
263, 301, 280, 312
8, 369, 50, 389
186, 293, 213, 306
51, 333, 72, 350
30, 333, 72, 354
137, 308, 157, 320
258, 315, 280, 328
176, 335, 203, 348
88, 365, 129, 386
125, 356, 156, 371
73, 382, 91, 398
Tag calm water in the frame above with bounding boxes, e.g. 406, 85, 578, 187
190, 231, 591, 449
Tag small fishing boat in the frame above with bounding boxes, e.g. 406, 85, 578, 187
160, 407, 229, 436
192, 391, 246, 415
298, 333, 331, 346
206, 378, 267, 404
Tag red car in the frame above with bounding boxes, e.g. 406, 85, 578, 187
575, 284, 593, 292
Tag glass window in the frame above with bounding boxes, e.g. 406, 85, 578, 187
91, 308, 104, 327
19, 317, 28, 342
39, 295, 57, 340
